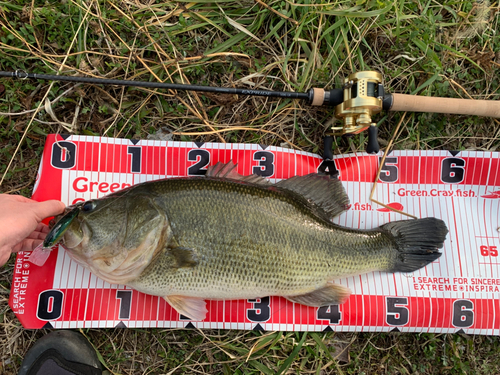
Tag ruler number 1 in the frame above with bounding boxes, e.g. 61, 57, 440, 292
116, 290, 132, 320
127, 146, 142, 173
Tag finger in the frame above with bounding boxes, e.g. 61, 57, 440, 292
8, 195, 34, 203
34, 222, 50, 233
0, 251, 11, 267
40, 223, 51, 234
31, 200, 66, 221
26, 230, 47, 241
12, 239, 43, 253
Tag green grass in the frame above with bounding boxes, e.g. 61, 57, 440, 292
1, 0, 499, 373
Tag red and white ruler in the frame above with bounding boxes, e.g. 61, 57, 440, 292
9, 135, 500, 334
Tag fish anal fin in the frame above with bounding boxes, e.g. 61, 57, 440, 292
285, 284, 351, 307
206, 162, 270, 186
168, 247, 198, 268
276, 174, 350, 219
164, 295, 207, 321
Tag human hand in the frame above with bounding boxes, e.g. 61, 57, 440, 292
0, 194, 65, 266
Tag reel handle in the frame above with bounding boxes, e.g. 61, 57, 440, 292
323, 136, 334, 160
388, 93, 500, 118
366, 126, 380, 154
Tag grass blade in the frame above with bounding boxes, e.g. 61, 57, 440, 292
275, 332, 308, 375
410, 72, 440, 95
320, 3, 393, 17
249, 360, 274, 375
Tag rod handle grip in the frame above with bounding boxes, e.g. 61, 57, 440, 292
309, 88, 343, 106
389, 93, 500, 118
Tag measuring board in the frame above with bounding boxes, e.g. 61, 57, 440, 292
9, 134, 500, 334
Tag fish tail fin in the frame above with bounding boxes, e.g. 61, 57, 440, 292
381, 218, 448, 273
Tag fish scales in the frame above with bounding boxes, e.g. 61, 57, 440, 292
129, 178, 395, 299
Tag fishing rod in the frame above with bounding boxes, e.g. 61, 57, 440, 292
2, 70, 499, 153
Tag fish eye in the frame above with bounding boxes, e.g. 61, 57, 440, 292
82, 201, 96, 212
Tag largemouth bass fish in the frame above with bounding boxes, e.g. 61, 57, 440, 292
45, 162, 448, 320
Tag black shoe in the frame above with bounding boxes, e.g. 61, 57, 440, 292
18, 330, 103, 375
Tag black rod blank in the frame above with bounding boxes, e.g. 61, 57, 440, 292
0, 70, 310, 100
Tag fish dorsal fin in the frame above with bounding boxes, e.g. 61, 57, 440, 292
276, 174, 349, 219
206, 162, 270, 186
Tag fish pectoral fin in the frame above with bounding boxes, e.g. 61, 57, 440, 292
167, 247, 198, 268
164, 295, 207, 321
285, 284, 351, 307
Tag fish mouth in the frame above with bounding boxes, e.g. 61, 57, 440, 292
61, 219, 86, 250
44, 205, 82, 248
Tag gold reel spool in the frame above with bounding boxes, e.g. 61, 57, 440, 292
332, 71, 384, 136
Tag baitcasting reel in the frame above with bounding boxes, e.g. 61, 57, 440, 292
306, 70, 500, 153
307, 71, 386, 153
